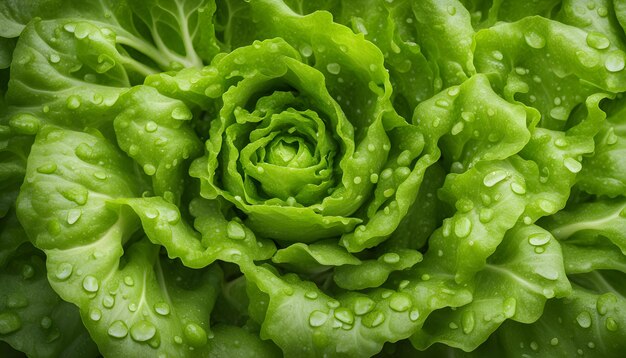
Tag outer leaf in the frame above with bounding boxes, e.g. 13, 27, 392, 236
114, 86, 202, 203
474, 16, 625, 130
496, 277, 626, 358
412, 224, 570, 351
272, 240, 361, 275
16, 126, 222, 356
0, 243, 99, 358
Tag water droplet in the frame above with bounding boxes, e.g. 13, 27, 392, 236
528, 232, 551, 246
143, 164, 157, 176
483, 170, 507, 187
550, 337, 559, 346
0, 312, 22, 334
37, 163, 57, 174
525, 32, 546, 49
128, 303, 137, 312
152, 302, 171, 316
454, 216, 472, 238
606, 317, 618, 331
564, 158, 582, 173
539, 199, 556, 213
300, 44, 313, 57
383, 188, 395, 198
554, 138, 567, 148
530, 341, 539, 351
365, 311, 385, 328
382, 252, 400, 264
227, 221, 246, 240
63, 23, 76, 32
49, 53, 61, 64
596, 293, 617, 315
550, 106, 568, 120
145, 121, 158, 132
606, 128, 618, 145
304, 291, 318, 300
204, 84, 223, 98
309, 311, 328, 327
451, 122, 464, 135
334, 308, 354, 324
82, 275, 99, 293
535, 267, 559, 281
503, 297, 516, 317
353, 297, 375, 316
103, 295, 115, 308
447, 5, 456, 15
19, 264, 34, 280
510, 182, 526, 195
10, 113, 41, 135
66, 209, 82, 225
89, 308, 102, 321
130, 320, 157, 342
409, 309, 420, 321
108, 321, 128, 338
462, 311, 475, 334
184, 323, 208, 347
586, 32, 610, 49
326, 63, 341, 75
66, 95, 81, 110
605, 52, 625, 72
478, 208, 493, 223
172, 107, 192, 120
40, 316, 52, 329
436, 99, 450, 108
576, 50, 599, 68
55, 263, 73, 280
576, 311, 592, 328
370, 173, 378, 184
389, 294, 412, 312
492, 51, 504, 61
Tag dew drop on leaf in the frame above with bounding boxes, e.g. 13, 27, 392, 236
528, 232, 551, 246
0, 312, 22, 334
308, 311, 328, 327
524, 32, 546, 49
462, 311, 475, 334
334, 308, 355, 324
55, 263, 73, 280
82, 275, 99, 293
108, 321, 128, 338
576, 311, 592, 328
605, 52, 625, 72
454, 217, 472, 238
326, 63, 341, 75
586, 32, 610, 49
89, 308, 102, 321
389, 294, 412, 312
353, 297, 375, 316
184, 323, 208, 347
483, 170, 507, 187
130, 321, 157, 342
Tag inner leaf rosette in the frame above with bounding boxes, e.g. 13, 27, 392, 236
171, 36, 426, 247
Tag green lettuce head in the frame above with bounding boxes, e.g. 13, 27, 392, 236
183, 35, 426, 248
3, 0, 626, 357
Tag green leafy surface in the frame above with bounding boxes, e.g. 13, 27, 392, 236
2, 0, 626, 357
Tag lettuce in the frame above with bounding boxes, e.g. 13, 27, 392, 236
1, 0, 626, 357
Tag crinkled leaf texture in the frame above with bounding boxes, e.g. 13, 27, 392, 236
3, 0, 626, 357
